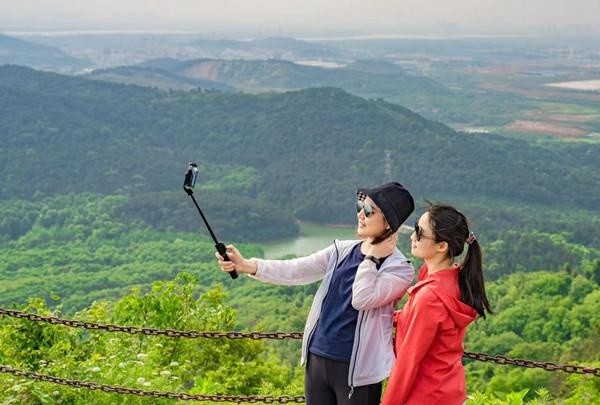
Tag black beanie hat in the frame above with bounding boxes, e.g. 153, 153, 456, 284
357, 182, 415, 233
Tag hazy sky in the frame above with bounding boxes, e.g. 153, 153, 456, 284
2, 0, 599, 37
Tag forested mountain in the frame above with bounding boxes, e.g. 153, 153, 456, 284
1, 65, 599, 247
0, 34, 89, 71
1, 65, 597, 212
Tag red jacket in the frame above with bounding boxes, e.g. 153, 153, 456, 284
381, 265, 477, 405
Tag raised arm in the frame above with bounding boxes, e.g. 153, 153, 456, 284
351, 257, 414, 310
216, 243, 337, 286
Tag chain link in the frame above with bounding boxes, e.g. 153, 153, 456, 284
1, 308, 599, 376
462, 352, 600, 376
0, 365, 305, 403
0, 308, 303, 340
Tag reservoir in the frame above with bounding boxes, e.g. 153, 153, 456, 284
262, 222, 413, 259
262, 222, 357, 258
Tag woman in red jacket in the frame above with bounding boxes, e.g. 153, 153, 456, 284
381, 204, 491, 405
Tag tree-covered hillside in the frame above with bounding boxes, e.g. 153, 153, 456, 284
1, 65, 598, 270
1, 65, 598, 215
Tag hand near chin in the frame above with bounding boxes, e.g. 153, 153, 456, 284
367, 232, 398, 258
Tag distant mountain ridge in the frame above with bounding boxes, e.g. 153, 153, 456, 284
0, 33, 89, 71
96, 57, 449, 98
190, 36, 346, 59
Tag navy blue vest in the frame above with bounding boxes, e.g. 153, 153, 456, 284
309, 243, 365, 362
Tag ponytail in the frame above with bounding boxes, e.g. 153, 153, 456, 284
427, 204, 492, 318
459, 239, 491, 318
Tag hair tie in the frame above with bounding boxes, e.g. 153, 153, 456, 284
466, 232, 476, 245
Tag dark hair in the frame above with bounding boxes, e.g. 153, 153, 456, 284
371, 227, 393, 245
427, 204, 492, 318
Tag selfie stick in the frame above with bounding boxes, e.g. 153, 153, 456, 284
183, 163, 238, 279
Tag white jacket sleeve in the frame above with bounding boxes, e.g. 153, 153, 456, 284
351, 252, 414, 310
248, 244, 335, 285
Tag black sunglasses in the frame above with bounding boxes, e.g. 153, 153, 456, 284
356, 200, 376, 217
414, 220, 435, 242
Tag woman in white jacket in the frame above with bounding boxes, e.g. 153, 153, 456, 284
216, 182, 415, 405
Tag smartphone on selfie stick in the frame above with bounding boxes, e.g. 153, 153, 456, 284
183, 163, 238, 279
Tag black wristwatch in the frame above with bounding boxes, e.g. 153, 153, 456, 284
365, 255, 381, 265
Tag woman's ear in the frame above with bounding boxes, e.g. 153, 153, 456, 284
436, 241, 449, 255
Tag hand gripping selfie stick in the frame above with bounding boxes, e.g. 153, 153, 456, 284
183, 163, 238, 279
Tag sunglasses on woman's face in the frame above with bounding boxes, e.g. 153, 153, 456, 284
414, 220, 435, 242
356, 200, 376, 217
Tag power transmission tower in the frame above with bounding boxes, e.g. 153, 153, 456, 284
384, 149, 392, 181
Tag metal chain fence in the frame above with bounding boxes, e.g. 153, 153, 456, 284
0, 308, 303, 340
1, 307, 599, 403
1, 308, 599, 376
463, 352, 600, 376
0, 365, 305, 403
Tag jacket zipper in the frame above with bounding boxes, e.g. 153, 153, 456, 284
348, 309, 367, 398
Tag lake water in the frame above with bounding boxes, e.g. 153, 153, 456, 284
262, 222, 357, 258
261, 222, 413, 258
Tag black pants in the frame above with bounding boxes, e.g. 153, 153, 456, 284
305, 353, 382, 405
